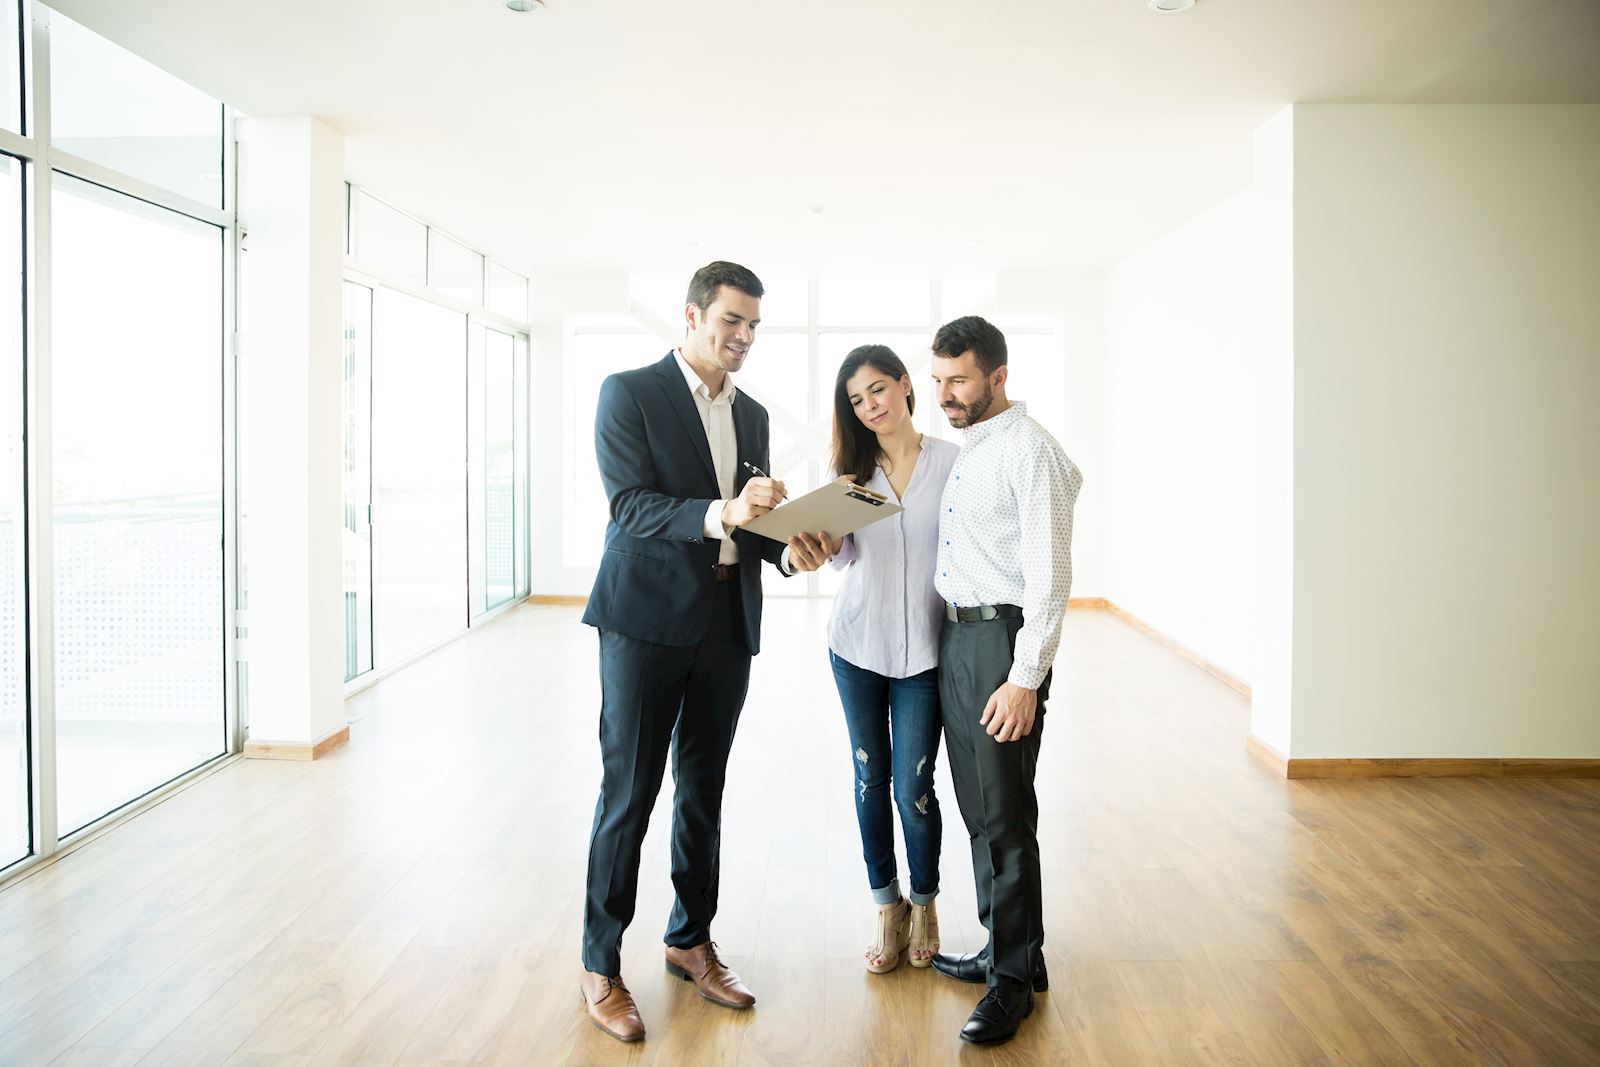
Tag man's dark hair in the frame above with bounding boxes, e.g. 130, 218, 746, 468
686, 261, 764, 310
932, 315, 1007, 375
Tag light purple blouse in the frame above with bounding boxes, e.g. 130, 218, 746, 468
827, 436, 960, 679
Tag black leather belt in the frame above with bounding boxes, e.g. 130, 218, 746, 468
713, 563, 739, 583
945, 602, 1022, 623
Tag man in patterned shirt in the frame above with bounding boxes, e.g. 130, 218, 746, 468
926, 315, 1082, 1046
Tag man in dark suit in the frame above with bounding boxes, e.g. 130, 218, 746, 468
578, 262, 831, 1043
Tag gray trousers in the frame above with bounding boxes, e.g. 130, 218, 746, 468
938, 611, 1050, 987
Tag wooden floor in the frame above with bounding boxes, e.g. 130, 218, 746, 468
1, 602, 1597, 1066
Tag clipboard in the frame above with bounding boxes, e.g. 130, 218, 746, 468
743, 481, 902, 543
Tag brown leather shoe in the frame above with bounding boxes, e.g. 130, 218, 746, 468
664, 941, 756, 1009
579, 969, 645, 1042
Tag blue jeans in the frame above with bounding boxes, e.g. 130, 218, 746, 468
829, 650, 942, 906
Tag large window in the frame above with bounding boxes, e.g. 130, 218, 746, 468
343, 186, 530, 685
0, 0, 17, 134
513, 335, 529, 600
350, 190, 426, 286
0, 153, 23, 867
484, 327, 517, 610
467, 323, 519, 617
51, 176, 225, 837
429, 233, 482, 307
371, 289, 467, 671
2, 4, 238, 879
342, 283, 374, 681
48, 12, 224, 207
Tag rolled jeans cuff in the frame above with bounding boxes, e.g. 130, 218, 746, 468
871, 878, 902, 906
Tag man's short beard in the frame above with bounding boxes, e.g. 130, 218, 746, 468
943, 381, 994, 428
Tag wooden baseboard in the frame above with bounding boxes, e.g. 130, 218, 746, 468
528, 594, 587, 606
244, 724, 350, 761
1285, 758, 1600, 780
1097, 600, 1252, 697
1246, 733, 1289, 775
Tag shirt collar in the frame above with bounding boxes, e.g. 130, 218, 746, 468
674, 348, 737, 405
962, 399, 1025, 444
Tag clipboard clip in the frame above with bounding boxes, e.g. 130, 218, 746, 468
845, 485, 889, 507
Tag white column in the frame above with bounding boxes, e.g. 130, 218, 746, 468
239, 116, 348, 758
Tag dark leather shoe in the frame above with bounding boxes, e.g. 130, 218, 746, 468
931, 950, 989, 983
665, 941, 756, 1008
960, 980, 1034, 1045
930, 950, 1049, 992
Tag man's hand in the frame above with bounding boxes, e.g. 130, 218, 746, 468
979, 682, 1037, 743
786, 531, 839, 572
722, 477, 787, 529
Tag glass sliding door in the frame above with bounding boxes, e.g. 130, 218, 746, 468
512, 334, 529, 599
0, 154, 24, 867
371, 288, 466, 670
342, 283, 374, 680
50, 174, 225, 837
467, 324, 515, 616
466, 325, 484, 616
484, 328, 515, 610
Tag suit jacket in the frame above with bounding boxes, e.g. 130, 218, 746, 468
582, 352, 786, 654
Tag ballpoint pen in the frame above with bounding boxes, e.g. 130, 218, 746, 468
740, 461, 767, 479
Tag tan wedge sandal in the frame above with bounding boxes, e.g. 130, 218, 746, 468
865, 898, 911, 974
908, 899, 940, 967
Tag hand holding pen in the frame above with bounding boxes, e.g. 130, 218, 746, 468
741, 461, 838, 572
721, 461, 788, 529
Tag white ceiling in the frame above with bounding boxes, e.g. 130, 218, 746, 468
46, 0, 1600, 275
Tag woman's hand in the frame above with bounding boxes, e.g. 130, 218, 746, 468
786, 531, 837, 572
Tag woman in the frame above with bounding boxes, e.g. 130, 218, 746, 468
826, 344, 959, 973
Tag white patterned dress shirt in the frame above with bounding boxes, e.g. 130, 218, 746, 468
934, 401, 1083, 690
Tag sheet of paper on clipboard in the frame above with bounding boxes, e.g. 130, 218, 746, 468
743, 481, 903, 543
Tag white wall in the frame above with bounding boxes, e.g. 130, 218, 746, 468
1290, 104, 1600, 758
1102, 187, 1273, 687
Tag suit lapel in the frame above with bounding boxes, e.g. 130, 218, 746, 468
655, 353, 720, 490
732, 387, 759, 492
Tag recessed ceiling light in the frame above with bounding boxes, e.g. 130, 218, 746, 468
1148, 0, 1195, 11
505, 0, 543, 11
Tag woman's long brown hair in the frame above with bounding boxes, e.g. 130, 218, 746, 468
830, 344, 915, 487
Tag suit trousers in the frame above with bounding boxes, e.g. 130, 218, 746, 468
937, 611, 1051, 988
581, 581, 751, 977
